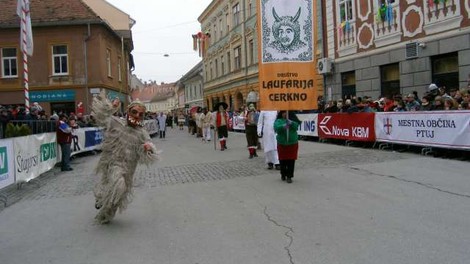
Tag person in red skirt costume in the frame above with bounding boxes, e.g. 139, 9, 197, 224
245, 103, 259, 158
214, 102, 229, 151
273, 111, 300, 183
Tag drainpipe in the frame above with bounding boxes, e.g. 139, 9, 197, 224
242, 0, 248, 109
84, 23, 91, 114
318, 0, 328, 103
120, 36, 125, 106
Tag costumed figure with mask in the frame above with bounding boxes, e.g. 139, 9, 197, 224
92, 91, 159, 224
214, 102, 229, 151
257, 110, 280, 169
245, 103, 259, 158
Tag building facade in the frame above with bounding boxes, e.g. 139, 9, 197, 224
199, 0, 325, 111
130, 82, 178, 113
130, 74, 145, 91
178, 61, 204, 111
198, 0, 259, 112
0, 0, 134, 115
321, 0, 470, 100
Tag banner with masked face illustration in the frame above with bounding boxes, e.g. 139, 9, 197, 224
257, 0, 317, 110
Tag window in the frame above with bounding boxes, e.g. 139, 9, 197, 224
234, 46, 241, 70
52, 45, 68, 75
219, 18, 223, 38
118, 57, 122, 82
106, 49, 112, 77
221, 55, 225, 75
2, 48, 18, 78
210, 61, 213, 80
248, 0, 253, 17
227, 51, 231, 73
378, 0, 395, 4
248, 39, 254, 65
338, 0, 354, 23
226, 13, 230, 33
213, 23, 217, 42
380, 64, 400, 98
432, 53, 458, 92
341, 71, 356, 99
215, 59, 219, 78
233, 3, 240, 26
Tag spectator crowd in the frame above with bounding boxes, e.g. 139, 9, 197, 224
0, 103, 99, 138
318, 84, 470, 113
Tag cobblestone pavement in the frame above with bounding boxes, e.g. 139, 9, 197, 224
2, 129, 469, 264
0, 133, 412, 207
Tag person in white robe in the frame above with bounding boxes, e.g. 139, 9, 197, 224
257, 110, 280, 170
157, 112, 167, 138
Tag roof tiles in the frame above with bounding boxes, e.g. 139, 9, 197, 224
0, 0, 100, 27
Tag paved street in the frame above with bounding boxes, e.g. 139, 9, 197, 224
0, 127, 469, 264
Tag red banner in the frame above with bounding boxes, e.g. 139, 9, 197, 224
318, 113, 376, 141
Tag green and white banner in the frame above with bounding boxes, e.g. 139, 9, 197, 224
0, 139, 15, 190
13, 133, 58, 182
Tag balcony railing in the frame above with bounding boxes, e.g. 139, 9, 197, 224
0, 120, 57, 139
373, 3, 402, 47
337, 21, 357, 57
423, 0, 463, 35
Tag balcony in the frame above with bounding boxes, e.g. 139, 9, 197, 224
423, 0, 463, 35
337, 21, 357, 57
373, 3, 402, 47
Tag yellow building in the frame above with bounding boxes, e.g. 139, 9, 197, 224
198, 0, 323, 112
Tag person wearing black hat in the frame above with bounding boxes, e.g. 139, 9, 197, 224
215, 103, 229, 150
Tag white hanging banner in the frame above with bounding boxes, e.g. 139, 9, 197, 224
232, 116, 246, 131
13, 133, 58, 182
71, 127, 104, 156
0, 139, 15, 190
375, 111, 470, 150
296, 113, 318, 136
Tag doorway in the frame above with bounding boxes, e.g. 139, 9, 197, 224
50, 102, 76, 116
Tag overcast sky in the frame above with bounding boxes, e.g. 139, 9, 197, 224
106, 0, 212, 84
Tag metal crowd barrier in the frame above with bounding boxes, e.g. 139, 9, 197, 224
8, 120, 57, 135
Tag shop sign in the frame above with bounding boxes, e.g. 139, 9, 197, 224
30, 90, 75, 102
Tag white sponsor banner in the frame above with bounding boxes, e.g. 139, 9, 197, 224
144, 119, 159, 135
0, 139, 15, 190
232, 116, 246, 131
297, 113, 318, 137
13, 133, 58, 182
375, 111, 470, 149
71, 127, 104, 156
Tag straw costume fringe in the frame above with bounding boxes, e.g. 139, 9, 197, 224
92, 91, 159, 224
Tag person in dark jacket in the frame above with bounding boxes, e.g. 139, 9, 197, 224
0, 108, 10, 138
57, 114, 73, 171
273, 111, 300, 183
420, 96, 433, 111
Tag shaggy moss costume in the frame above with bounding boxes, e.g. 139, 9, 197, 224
92, 92, 159, 224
